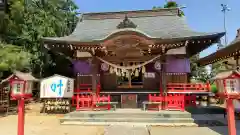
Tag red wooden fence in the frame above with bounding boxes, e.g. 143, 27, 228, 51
148, 93, 199, 111
71, 83, 111, 110
72, 83, 101, 107
76, 94, 92, 110
167, 82, 210, 92
92, 95, 111, 110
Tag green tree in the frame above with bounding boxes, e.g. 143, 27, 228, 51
0, 42, 32, 78
0, 0, 79, 77
189, 54, 212, 82
153, 1, 184, 17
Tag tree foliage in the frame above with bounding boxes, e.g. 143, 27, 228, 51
189, 54, 212, 83
0, 0, 79, 77
153, 1, 184, 17
0, 42, 32, 77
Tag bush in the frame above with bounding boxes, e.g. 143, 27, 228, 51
211, 84, 218, 93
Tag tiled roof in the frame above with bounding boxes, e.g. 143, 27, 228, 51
197, 29, 240, 66
212, 70, 240, 80
0, 71, 38, 84
42, 8, 223, 43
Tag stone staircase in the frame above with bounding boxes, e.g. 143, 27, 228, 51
60, 109, 199, 125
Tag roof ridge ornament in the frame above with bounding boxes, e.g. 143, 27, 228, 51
116, 15, 137, 29
236, 28, 240, 38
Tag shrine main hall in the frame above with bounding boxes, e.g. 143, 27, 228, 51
42, 8, 224, 108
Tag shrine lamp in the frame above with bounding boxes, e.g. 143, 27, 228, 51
11, 80, 31, 100
9, 72, 38, 100
213, 70, 240, 98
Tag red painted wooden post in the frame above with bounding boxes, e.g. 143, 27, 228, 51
76, 94, 80, 110
226, 98, 236, 135
108, 95, 111, 110
148, 94, 151, 102
181, 95, 185, 111
206, 81, 211, 91
18, 98, 25, 135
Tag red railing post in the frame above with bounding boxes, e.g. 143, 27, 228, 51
76, 94, 80, 110
108, 95, 111, 110
206, 81, 211, 91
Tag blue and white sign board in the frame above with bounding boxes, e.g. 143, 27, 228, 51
40, 74, 74, 98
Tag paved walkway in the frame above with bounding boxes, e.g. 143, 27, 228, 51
148, 114, 240, 135
149, 126, 228, 135
103, 124, 231, 135
104, 125, 149, 135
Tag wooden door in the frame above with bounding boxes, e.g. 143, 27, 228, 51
143, 72, 160, 90
101, 73, 117, 90
121, 94, 137, 108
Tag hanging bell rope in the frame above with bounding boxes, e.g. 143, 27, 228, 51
96, 54, 162, 70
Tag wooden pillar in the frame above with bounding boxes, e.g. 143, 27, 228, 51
128, 69, 132, 88
159, 69, 163, 94
76, 73, 80, 91
161, 56, 167, 109
161, 57, 167, 94
91, 57, 98, 93
226, 98, 236, 135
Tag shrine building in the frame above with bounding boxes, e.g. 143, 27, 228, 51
42, 8, 225, 109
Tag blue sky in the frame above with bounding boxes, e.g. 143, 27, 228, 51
74, 0, 239, 58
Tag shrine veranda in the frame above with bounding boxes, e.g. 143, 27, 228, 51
41, 8, 225, 112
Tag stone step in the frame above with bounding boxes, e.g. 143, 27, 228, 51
66, 111, 191, 118
60, 121, 198, 126
60, 117, 195, 124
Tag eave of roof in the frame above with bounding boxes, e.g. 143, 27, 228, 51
0, 71, 38, 84
197, 34, 240, 66
211, 70, 240, 80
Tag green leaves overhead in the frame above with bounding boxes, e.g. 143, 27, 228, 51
3, 0, 78, 51
0, 42, 32, 72
0, 0, 79, 77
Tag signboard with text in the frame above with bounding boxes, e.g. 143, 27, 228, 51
40, 74, 74, 98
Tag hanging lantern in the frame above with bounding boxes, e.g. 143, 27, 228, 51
101, 63, 109, 71
154, 61, 161, 70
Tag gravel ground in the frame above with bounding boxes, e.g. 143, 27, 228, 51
0, 102, 105, 135
0, 114, 105, 135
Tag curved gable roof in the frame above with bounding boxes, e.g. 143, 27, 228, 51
43, 8, 223, 43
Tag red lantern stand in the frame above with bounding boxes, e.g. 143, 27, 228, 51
10, 79, 32, 135
215, 72, 240, 135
